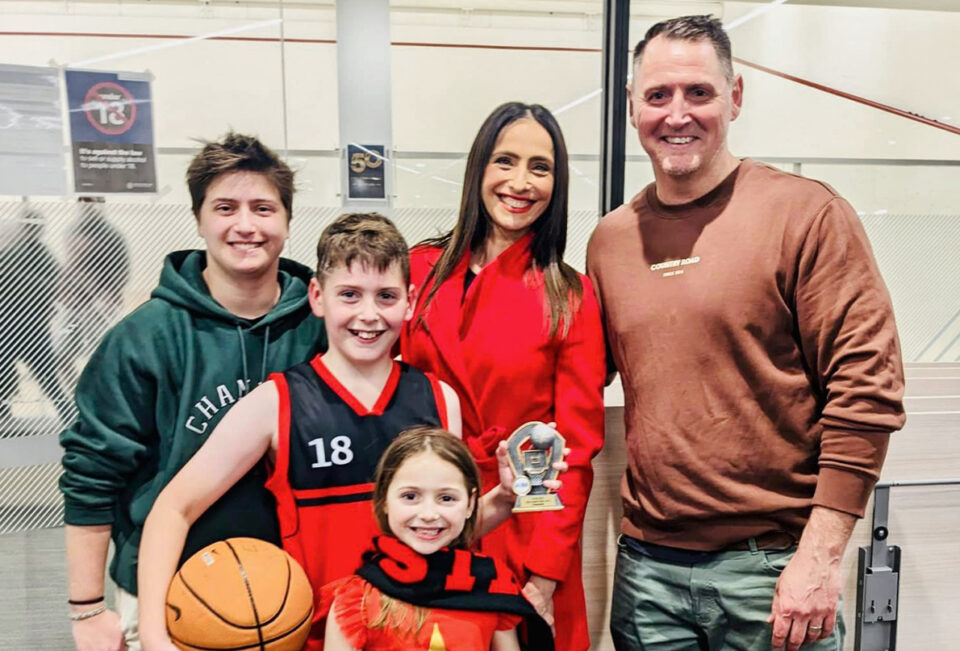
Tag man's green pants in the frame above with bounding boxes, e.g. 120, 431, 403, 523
610, 536, 844, 650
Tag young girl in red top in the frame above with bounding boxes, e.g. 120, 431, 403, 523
400, 103, 605, 650
321, 426, 553, 651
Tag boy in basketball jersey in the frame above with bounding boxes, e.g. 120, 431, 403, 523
136, 213, 537, 651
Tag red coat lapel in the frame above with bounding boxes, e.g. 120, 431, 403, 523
423, 255, 476, 392
410, 249, 482, 429
459, 233, 536, 339
408, 234, 535, 434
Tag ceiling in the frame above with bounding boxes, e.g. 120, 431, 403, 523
7, 0, 958, 14
720, 0, 960, 11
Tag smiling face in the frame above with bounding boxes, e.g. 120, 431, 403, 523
384, 450, 476, 555
480, 118, 556, 243
197, 170, 289, 283
309, 261, 412, 370
630, 35, 742, 195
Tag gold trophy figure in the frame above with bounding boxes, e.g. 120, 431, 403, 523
506, 421, 566, 512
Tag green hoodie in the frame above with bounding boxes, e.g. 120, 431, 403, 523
59, 250, 326, 594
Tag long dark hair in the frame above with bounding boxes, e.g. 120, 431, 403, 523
418, 102, 582, 337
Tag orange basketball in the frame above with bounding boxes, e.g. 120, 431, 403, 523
166, 538, 313, 651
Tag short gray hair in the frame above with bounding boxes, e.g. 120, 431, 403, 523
633, 15, 734, 82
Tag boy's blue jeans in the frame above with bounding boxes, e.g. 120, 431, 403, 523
610, 535, 844, 650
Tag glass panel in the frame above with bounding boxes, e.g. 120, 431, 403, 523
390, 1, 604, 272
623, 2, 960, 362
0, 0, 339, 548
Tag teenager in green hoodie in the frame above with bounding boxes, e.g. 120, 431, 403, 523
59, 133, 326, 651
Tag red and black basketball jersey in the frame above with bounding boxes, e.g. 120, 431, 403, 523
264, 356, 447, 650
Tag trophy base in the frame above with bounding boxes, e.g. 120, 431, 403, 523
512, 494, 564, 513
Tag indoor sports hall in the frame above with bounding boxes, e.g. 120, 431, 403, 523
1, 1, 957, 649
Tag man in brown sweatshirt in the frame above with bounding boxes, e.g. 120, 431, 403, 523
587, 15, 905, 651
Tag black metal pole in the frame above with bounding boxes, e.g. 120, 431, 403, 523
600, 0, 630, 217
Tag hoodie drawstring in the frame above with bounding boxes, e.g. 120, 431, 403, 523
237, 325, 250, 387
236, 323, 271, 387
260, 325, 270, 383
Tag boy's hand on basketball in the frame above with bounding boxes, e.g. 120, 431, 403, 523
140, 631, 179, 651
140, 622, 179, 651
71, 608, 126, 651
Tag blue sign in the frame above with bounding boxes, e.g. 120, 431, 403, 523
65, 69, 157, 193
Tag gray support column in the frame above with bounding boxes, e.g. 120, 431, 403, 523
336, 0, 393, 210
600, 0, 630, 217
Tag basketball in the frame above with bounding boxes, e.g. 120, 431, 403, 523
166, 538, 313, 651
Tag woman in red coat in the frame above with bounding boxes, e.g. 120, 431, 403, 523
401, 102, 605, 651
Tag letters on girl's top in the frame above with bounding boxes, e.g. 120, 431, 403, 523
367, 536, 520, 596
354, 536, 556, 651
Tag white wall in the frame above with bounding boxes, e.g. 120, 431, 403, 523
3, 1, 957, 210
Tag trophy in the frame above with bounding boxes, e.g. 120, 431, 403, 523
505, 421, 565, 512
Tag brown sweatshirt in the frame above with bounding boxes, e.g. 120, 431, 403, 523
587, 159, 906, 549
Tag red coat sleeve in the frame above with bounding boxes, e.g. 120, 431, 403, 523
523, 276, 606, 580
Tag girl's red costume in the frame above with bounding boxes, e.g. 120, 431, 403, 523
318, 536, 553, 651
322, 577, 518, 650
401, 234, 606, 651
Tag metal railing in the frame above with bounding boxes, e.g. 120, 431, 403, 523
856, 478, 960, 651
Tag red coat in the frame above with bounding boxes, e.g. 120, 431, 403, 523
401, 234, 605, 651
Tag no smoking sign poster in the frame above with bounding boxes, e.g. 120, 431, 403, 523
66, 69, 157, 193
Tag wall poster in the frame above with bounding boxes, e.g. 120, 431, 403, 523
347, 144, 386, 200
65, 69, 157, 194
0, 64, 66, 196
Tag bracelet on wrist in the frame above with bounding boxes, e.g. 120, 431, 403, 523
68, 596, 104, 606
70, 604, 107, 621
